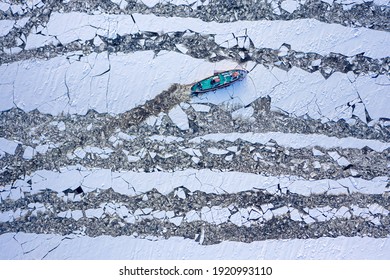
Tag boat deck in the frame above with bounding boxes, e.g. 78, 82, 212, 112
191, 69, 247, 94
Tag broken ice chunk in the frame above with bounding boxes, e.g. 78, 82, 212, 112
337, 157, 350, 166
260, 203, 273, 213
352, 103, 367, 123
227, 146, 238, 152
185, 210, 201, 223
335, 206, 351, 219
71, 210, 84, 220
229, 211, 243, 226
170, 216, 183, 226
110, 0, 128, 9
278, 45, 290, 56
302, 214, 316, 223
73, 147, 86, 159
93, 35, 104, 46
200, 207, 213, 223
23, 146, 35, 159
0, 20, 14, 36
168, 105, 189, 130
210, 206, 230, 225
10, 4, 23, 15
58, 210, 71, 218
0, 3, 10, 12
166, 211, 175, 219
191, 104, 211, 112
181, 148, 199, 157
0, 210, 14, 223
308, 207, 331, 222
35, 144, 50, 154
312, 148, 324, 156
214, 33, 236, 47
281, 0, 299, 13
141, 0, 161, 8
262, 209, 273, 220
289, 208, 302, 221
191, 157, 200, 164
225, 154, 233, 161
311, 59, 322, 67
271, 206, 289, 217
9, 188, 22, 200
175, 44, 188, 54
117, 132, 136, 141
313, 161, 321, 169
133, 209, 144, 216
368, 204, 389, 216
85, 208, 104, 219
328, 151, 340, 161
237, 37, 250, 50
248, 208, 262, 220
57, 121, 66, 131
174, 188, 186, 199
207, 148, 229, 155
231, 106, 254, 120
321, 0, 334, 5
147, 113, 164, 127
0, 138, 19, 155
152, 210, 166, 219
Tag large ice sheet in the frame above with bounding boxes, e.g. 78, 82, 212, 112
1, 232, 389, 259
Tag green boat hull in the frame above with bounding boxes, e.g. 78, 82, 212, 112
191, 69, 248, 94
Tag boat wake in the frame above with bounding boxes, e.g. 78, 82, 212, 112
116, 83, 192, 128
